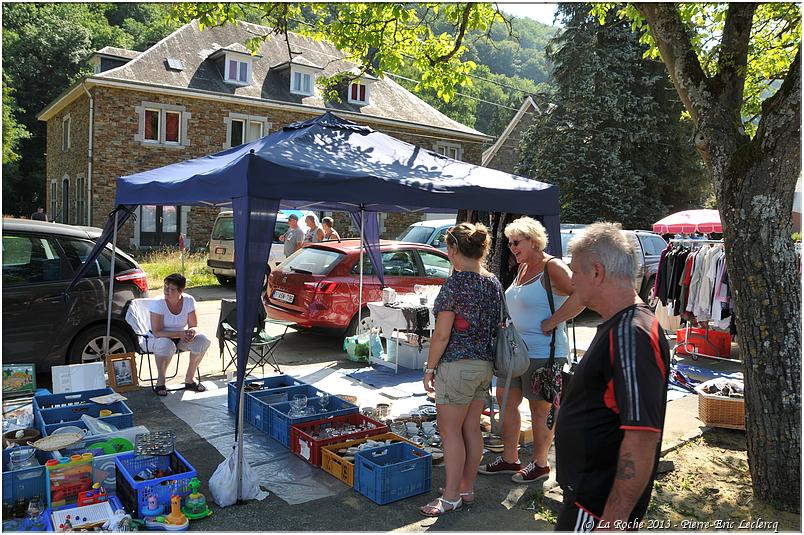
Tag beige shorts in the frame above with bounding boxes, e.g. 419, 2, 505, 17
435, 359, 494, 405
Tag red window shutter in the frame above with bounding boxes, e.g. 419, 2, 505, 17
165, 112, 179, 142
350, 83, 358, 101
359, 84, 366, 102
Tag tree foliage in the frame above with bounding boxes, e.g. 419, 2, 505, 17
517, 4, 709, 228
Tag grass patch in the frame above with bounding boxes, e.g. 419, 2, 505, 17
135, 248, 217, 289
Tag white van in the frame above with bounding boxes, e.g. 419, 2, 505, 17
396, 218, 456, 251
207, 211, 289, 285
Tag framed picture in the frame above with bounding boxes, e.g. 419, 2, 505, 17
106, 353, 139, 393
2, 364, 36, 397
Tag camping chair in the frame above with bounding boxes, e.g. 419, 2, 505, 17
124, 298, 199, 391
218, 303, 291, 377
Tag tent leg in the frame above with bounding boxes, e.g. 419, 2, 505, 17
103, 210, 119, 361
358, 208, 364, 333
237, 381, 245, 502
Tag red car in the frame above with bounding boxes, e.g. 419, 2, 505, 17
264, 240, 451, 335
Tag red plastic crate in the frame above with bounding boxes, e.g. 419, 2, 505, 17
676, 327, 731, 358
290, 414, 388, 466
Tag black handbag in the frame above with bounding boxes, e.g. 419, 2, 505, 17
530, 259, 562, 429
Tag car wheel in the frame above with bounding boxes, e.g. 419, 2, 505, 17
68, 324, 134, 364
216, 274, 235, 286
641, 276, 657, 309
345, 309, 374, 337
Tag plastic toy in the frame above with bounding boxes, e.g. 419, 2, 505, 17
144, 495, 188, 531
103, 509, 133, 532
181, 477, 212, 520
77, 482, 108, 506
47, 453, 94, 508
142, 494, 164, 517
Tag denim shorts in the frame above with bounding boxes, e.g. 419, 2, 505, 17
435, 359, 493, 405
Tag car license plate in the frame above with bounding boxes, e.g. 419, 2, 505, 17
272, 290, 294, 304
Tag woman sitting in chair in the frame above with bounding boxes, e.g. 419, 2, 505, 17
149, 273, 211, 396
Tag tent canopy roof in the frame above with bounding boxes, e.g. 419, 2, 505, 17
117, 112, 559, 215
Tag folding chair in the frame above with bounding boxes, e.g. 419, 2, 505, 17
124, 298, 199, 391
219, 303, 291, 377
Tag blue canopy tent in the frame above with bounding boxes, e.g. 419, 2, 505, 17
67, 112, 560, 501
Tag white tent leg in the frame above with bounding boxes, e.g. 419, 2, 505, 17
103, 210, 119, 361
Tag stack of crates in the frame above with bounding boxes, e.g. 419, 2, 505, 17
227, 374, 307, 415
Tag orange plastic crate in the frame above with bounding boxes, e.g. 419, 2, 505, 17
676, 327, 731, 358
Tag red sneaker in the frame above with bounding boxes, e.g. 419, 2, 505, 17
478, 456, 522, 474
512, 461, 550, 483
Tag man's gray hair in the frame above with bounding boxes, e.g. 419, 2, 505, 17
568, 222, 638, 282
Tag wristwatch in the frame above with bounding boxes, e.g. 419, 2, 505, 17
423, 366, 437, 374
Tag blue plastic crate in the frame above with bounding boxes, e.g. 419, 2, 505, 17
354, 442, 432, 505
114, 451, 196, 519
36, 400, 134, 437
227, 375, 306, 415
2, 447, 54, 506
33, 389, 116, 414
2, 507, 54, 532
247, 385, 324, 432
267, 397, 358, 447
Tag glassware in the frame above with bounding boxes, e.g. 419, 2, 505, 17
289, 394, 307, 417
317, 393, 330, 413
26, 496, 43, 523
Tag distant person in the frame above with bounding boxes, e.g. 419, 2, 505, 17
304, 214, 324, 243
149, 273, 211, 396
321, 217, 341, 241
31, 207, 48, 221
554, 223, 670, 531
279, 213, 304, 256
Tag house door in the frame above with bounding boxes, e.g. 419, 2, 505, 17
140, 205, 181, 246
61, 178, 70, 224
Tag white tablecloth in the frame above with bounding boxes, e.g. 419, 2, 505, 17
367, 301, 436, 336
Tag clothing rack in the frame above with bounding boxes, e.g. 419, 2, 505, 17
669, 238, 724, 245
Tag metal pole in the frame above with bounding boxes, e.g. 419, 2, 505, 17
237, 379, 245, 501
103, 210, 119, 362
358, 208, 364, 333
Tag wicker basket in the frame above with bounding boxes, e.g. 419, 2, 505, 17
695, 382, 745, 430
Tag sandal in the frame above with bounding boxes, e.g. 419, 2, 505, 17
419, 496, 462, 517
438, 488, 474, 504
154, 385, 168, 397
184, 381, 206, 392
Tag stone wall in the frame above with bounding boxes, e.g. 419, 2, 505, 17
45, 95, 90, 225
47, 84, 486, 251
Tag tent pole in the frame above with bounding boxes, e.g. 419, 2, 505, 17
237, 378, 245, 501
103, 210, 119, 361
358, 208, 364, 333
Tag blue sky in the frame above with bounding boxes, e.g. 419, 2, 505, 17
497, 3, 559, 26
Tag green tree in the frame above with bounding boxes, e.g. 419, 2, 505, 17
517, 4, 709, 228
2, 76, 30, 166
593, 2, 801, 512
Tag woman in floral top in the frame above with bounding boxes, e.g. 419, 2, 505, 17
420, 222, 502, 517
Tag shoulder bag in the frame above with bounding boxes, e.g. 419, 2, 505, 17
530, 258, 563, 429
493, 278, 530, 427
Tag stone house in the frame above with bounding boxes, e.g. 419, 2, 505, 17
38, 20, 491, 250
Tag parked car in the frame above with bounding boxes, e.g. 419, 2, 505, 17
208, 210, 291, 285
395, 218, 456, 251
2, 218, 149, 370
264, 239, 451, 335
560, 225, 667, 301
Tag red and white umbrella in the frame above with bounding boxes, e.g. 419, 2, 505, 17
653, 209, 722, 234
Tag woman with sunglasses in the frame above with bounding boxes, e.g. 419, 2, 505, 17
478, 217, 584, 484
420, 222, 502, 517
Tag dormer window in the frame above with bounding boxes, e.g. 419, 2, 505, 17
292, 71, 313, 95
348, 82, 369, 105
227, 58, 250, 84
208, 44, 260, 87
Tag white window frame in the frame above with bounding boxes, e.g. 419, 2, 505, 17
62, 115, 71, 151
434, 141, 463, 161
223, 113, 270, 148
135, 102, 191, 147
347, 81, 370, 105
49, 180, 57, 221
223, 53, 252, 86
290, 66, 317, 96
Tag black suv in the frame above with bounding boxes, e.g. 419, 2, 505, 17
2, 218, 149, 370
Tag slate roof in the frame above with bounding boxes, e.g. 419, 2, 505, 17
97, 20, 485, 137
94, 46, 141, 60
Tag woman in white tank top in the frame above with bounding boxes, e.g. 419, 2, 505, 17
478, 217, 585, 484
